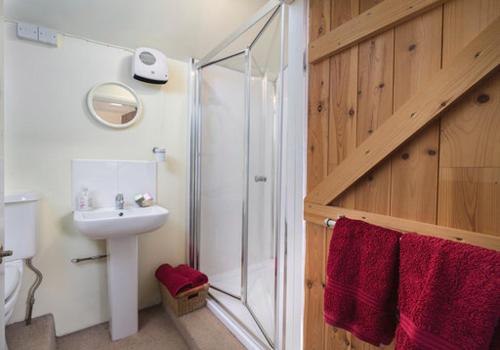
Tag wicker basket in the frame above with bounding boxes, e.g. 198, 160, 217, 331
160, 282, 209, 317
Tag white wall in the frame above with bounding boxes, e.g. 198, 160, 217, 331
4, 22, 188, 335
4, 0, 269, 61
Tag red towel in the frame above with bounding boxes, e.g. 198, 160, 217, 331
324, 217, 401, 346
174, 264, 209, 288
155, 264, 193, 296
155, 264, 209, 297
397, 234, 500, 350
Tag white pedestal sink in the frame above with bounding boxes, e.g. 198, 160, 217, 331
73, 205, 168, 340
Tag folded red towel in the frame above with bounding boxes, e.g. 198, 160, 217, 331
397, 234, 500, 350
490, 324, 500, 350
324, 217, 401, 346
174, 264, 209, 288
155, 264, 193, 296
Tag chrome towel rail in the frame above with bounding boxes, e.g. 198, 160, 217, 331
71, 254, 107, 263
324, 218, 336, 228
324, 215, 345, 228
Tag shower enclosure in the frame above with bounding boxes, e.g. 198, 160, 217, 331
189, 1, 288, 348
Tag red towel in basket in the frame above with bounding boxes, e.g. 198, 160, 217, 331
155, 264, 209, 296
396, 234, 500, 350
324, 217, 401, 346
174, 264, 209, 288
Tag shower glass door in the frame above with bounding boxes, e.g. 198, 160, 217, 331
191, 2, 286, 348
198, 53, 247, 299
246, 7, 283, 343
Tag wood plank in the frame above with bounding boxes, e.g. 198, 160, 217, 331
325, 1, 358, 347
440, 0, 500, 168
304, 223, 327, 350
305, 1, 330, 349
438, 168, 500, 236
327, 48, 358, 174
305, 17, 500, 205
442, 0, 500, 65
354, 29, 394, 214
309, 0, 449, 63
326, 0, 359, 188
308, 0, 331, 192
352, 2, 394, 349
325, 326, 353, 349
360, 0, 385, 10
440, 74, 500, 168
438, 0, 500, 237
327, 45, 358, 209
307, 61, 330, 191
390, 7, 442, 223
304, 203, 500, 251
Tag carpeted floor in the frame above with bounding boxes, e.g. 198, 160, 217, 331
6, 314, 57, 350
57, 305, 189, 350
166, 305, 245, 350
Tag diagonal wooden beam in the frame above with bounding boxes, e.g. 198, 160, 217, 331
304, 203, 500, 251
309, 0, 449, 64
305, 17, 500, 205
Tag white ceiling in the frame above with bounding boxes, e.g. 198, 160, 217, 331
4, 0, 269, 61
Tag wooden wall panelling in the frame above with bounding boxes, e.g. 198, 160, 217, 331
390, 6, 443, 223
304, 203, 500, 251
438, 168, 500, 236
439, 75, 500, 168
327, 0, 359, 209
353, 0, 394, 216
325, 1, 359, 348
304, 222, 328, 349
438, 0, 500, 235
304, 1, 330, 349
309, 0, 450, 63
308, 52, 331, 188
353, 4, 394, 350
306, 16, 500, 206
306, 0, 500, 348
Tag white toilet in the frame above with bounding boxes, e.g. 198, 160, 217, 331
4, 192, 39, 324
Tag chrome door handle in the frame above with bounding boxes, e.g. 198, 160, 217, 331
254, 176, 267, 183
0, 246, 13, 264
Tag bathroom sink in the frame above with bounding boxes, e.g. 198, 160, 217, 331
73, 205, 169, 240
73, 205, 169, 340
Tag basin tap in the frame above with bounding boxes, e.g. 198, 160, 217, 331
115, 193, 124, 210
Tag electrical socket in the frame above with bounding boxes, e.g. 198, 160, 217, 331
38, 26, 59, 46
17, 22, 38, 41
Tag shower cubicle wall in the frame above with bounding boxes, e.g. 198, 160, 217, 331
189, 1, 287, 348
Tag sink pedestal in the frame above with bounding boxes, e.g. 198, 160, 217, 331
106, 236, 138, 340
73, 205, 169, 340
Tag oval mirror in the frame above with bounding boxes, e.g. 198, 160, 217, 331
87, 82, 142, 128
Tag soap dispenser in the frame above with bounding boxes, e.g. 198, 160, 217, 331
78, 188, 92, 211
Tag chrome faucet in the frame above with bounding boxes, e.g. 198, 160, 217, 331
115, 193, 124, 210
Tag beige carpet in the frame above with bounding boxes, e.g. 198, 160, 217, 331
165, 305, 245, 350
6, 314, 57, 350
57, 305, 188, 350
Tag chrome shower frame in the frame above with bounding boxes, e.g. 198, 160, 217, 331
188, 1, 288, 348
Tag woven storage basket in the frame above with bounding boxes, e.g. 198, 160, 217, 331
160, 282, 209, 317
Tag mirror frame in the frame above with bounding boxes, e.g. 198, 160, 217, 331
87, 81, 143, 129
